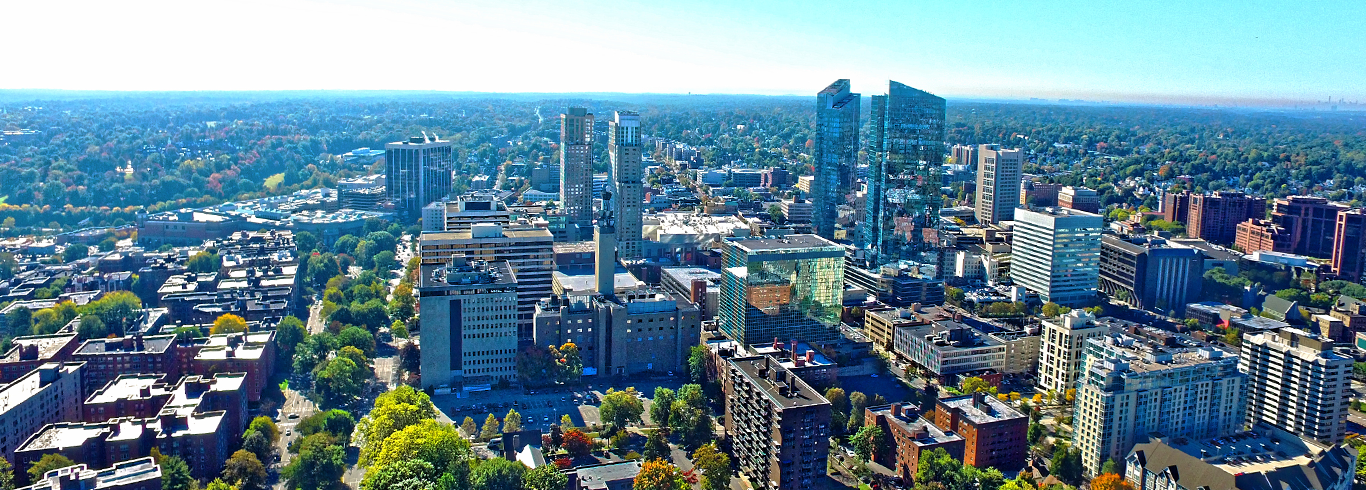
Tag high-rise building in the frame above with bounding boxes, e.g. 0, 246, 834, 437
1271, 196, 1348, 258
814, 79, 861, 240
560, 107, 595, 240
1072, 329, 1247, 475
1011, 207, 1103, 307
862, 81, 946, 266
950, 144, 979, 168
1020, 180, 1063, 208
1058, 186, 1100, 214
1162, 190, 1190, 223
975, 146, 1023, 225
1235, 218, 1293, 253
420, 192, 512, 232
1332, 209, 1366, 281
416, 257, 519, 389
1036, 310, 1108, 395
419, 224, 555, 343
609, 111, 644, 260
0, 362, 83, 462
1099, 235, 1204, 314
723, 356, 831, 490
1187, 191, 1266, 245
386, 135, 454, 222
718, 235, 844, 345
1240, 328, 1352, 445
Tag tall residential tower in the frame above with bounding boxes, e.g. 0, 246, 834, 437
560, 107, 594, 240
974, 145, 1023, 225
813, 79, 860, 240
862, 81, 946, 266
609, 111, 643, 259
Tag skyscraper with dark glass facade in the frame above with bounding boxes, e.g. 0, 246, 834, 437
717, 235, 844, 345
861, 81, 946, 267
386, 135, 454, 223
814, 79, 860, 241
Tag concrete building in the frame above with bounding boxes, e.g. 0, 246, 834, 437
843, 260, 945, 307
1037, 310, 1108, 394
1058, 186, 1100, 214
1332, 209, 1366, 281
337, 174, 386, 211
18, 457, 162, 490
1240, 328, 1351, 445
1099, 235, 1204, 314
975, 146, 1023, 225
417, 257, 519, 389
814, 79, 861, 240
1011, 207, 1104, 307
420, 224, 554, 342
779, 199, 813, 223
1271, 196, 1348, 258
0, 363, 84, 462
421, 192, 512, 233
385, 135, 454, 222
1124, 422, 1356, 490
933, 393, 1029, 470
864, 403, 963, 482
1188, 191, 1266, 245
659, 267, 721, 320
718, 235, 844, 345
609, 111, 644, 260
892, 318, 1004, 377
1072, 330, 1247, 475
723, 356, 831, 490
533, 289, 701, 378
560, 108, 595, 240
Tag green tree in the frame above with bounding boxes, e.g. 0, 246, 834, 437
247, 416, 280, 443
470, 458, 526, 490
242, 430, 274, 466
156, 453, 196, 490
847, 391, 868, 433
77, 291, 141, 335
186, 251, 221, 273
691, 442, 731, 490
1224, 327, 1243, 347
946, 286, 966, 306
206, 479, 238, 490
523, 464, 569, 490
1100, 458, 1119, 475
337, 325, 376, 357
26, 454, 76, 484
295, 231, 319, 254
1049, 444, 1083, 484
0, 457, 14, 490
221, 450, 267, 490
315, 356, 365, 406
850, 425, 885, 463
76, 315, 107, 339
297, 409, 357, 441
61, 244, 89, 263
687, 345, 710, 384
633, 459, 689, 490
643, 429, 671, 462
363, 460, 440, 490
599, 388, 645, 433
961, 376, 992, 394
282, 433, 346, 490
650, 387, 676, 428
767, 204, 785, 225
275, 316, 307, 359
461, 416, 478, 438
503, 409, 523, 433
1028, 422, 1046, 444
481, 413, 501, 441
361, 420, 472, 490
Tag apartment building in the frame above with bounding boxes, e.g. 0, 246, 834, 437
723, 356, 831, 490
1240, 328, 1352, 445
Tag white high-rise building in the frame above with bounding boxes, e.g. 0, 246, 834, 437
1037, 309, 1108, 394
974, 145, 1023, 225
1072, 329, 1247, 475
1240, 328, 1352, 445
1012, 207, 1104, 307
609, 111, 643, 260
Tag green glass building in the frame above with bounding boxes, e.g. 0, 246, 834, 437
718, 234, 845, 345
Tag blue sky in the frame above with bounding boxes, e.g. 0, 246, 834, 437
4, 0, 1362, 104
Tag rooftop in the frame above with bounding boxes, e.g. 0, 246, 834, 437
938, 393, 1028, 425
1130, 422, 1356, 490
85, 374, 168, 405
725, 234, 842, 254
574, 461, 642, 490
729, 356, 830, 409
0, 363, 81, 415
0, 333, 77, 363
75, 335, 176, 356
867, 403, 963, 447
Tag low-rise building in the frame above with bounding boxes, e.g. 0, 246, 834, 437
933, 393, 1028, 470
16, 411, 231, 481
187, 332, 274, 403
864, 403, 964, 481
18, 457, 162, 490
1125, 422, 1356, 490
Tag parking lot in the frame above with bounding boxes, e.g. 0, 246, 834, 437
432, 377, 689, 432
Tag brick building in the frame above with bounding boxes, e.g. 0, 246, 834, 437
16, 412, 231, 482
72, 335, 179, 395
1188, 192, 1266, 245
864, 403, 964, 481
1235, 218, 1293, 254
723, 356, 831, 490
1271, 196, 1347, 258
932, 392, 1028, 470
0, 333, 80, 383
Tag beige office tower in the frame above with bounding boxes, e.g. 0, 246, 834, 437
609, 111, 643, 260
420, 223, 554, 343
975, 145, 1023, 225
560, 107, 594, 240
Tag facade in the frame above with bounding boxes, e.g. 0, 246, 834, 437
843, 260, 945, 307
1332, 209, 1366, 281
1037, 310, 1108, 394
420, 224, 554, 342
1058, 186, 1100, 214
0, 332, 80, 383
1072, 330, 1247, 475
1162, 191, 1190, 223
1011, 207, 1104, 307
893, 319, 1005, 377
1235, 218, 1293, 253
609, 111, 644, 260
933, 393, 1028, 470
813, 79, 861, 240
1240, 328, 1351, 445
1099, 235, 1204, 314
416, 257, 519, 389
185, 332, 274, 403
717, 235, 844, 345
533, 290, 701, 377
1125, 423, 1356, 490
385, 135, 454, 222
864, 403, 964, 481
1188, 191, 1266, 245
421, 192, 512, 233
337, 174, 386, 211
1271, 196, 1347, 258
1021, 181, 1063, 208
16, 412, 230, 481
0, 363, 84, 462
862, 81, 946, 266
560, 108, 595, 239
18, 457, 162, 490
72, 335, 178, 396
723, 356, 831, 490
779, 199, 813, 223
975, 146, 1023, 225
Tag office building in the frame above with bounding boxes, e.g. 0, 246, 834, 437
723, 356, 831, 490
420, 224, 554, 342
717, 235, 844, 345
814, 79, 861, 240
18, 457, 162, 490
1271, 196, 1348, 258
862, 81, 946, 266
1072, 330, 1247, 475
843, 260, 945, 307
864, 402, 964, 481
1332, 209, 1366, 281
609, 111, 644, 260
1124, 423, 1356, 490
933, 393, 1029, 470
337, 174, 386, 211
417, 257, 519, 389
1240, 328, 1351, 445
0, 363, 84, 462
385, 134, 454, 222
950, 144, 979, 168
1011, 207, 1104, 307
1037, 310, 1108, 394
1021, 181, 1063, 208
975, 146, 1023, 225
1162, 190, 1190, 223
779, 199, 813, 223
1099, 235, 1204, 314
534, 290, 701, 377
561, 108, 595, 239
1058, 186, 1100, 214
421, 192, 512, 233
1235, 218, 1293, 254
1188, 192, 1266, 245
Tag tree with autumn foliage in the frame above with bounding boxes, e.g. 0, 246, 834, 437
1089, 473, 1134, 490
633, 459, 688, 490
562, 429, 592, 457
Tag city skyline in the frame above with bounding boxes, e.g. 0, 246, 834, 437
2, 0, 1364, 106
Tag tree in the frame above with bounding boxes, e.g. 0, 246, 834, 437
222, 450, 268, 490
361, 420, 472, 490
503, 409, 523, 433
633, 459, 689, 490
1028, 422, 1046, 444
961, 376, 992, 394
461, 416, 478, 438
599, 388, 645, 433
691, 443, 731, 490
850, 425, 885, 463
650, 387, 676, 428
158, 454, 196, 490
242, 430, 274, 466
315, 356, 365, 406
687, 345, 710, 384
76, 314, 108, 340
946, 286, 966, 306
390, 319, 409, 339
0, 458, 13, 490
481, 413, 501, 441
1100, 458, 1119, 475
1224, 327, 1243, 346
470, 458, 526, 490
283, 433, 346, 490
186, 251, 221, 273
77, 290, 141, 335
1049, 444, 1083, 484
1089, 473, 1134, 490
643, 430, 671, 462
338, 325, 377, 357
276, 316, 307, 359
247, 416, 281, 443
61, 244, 89, 263
825, 387, 848, 435
557, 342, 583, 383
563, 429, 592, 457
847, 391, 868, 433
212, 313, 249, 335
523, 464, 569, 490
296, 231, 319, 254
26, 454, 76, 483
297, 409, 356, 440
1042, 302, 1070, 318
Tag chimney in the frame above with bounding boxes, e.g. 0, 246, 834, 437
805, 350, 815, 364
789, 339, 797, 357
890, 404, 901, 417
794, 353, 805, 368
773, 338, 781, 351
122, 337, 134, 350
972, 391, 986, 409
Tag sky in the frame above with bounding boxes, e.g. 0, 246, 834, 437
4, 0, 1364, 105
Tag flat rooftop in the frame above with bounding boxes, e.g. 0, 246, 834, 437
938, 394, 1027, 425
75, 335, 175, 356
867, 403, 963, 447
1, 333, 77, 362
85, 374, 168, 405
725, 234, 841, 253
729, 356, 829, 409
0, 363, 80, 415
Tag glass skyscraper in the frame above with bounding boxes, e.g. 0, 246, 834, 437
385, 135, 454, 223
814, 79, 860, 240
861, 81, 946, 267
717, 235, 845, 345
